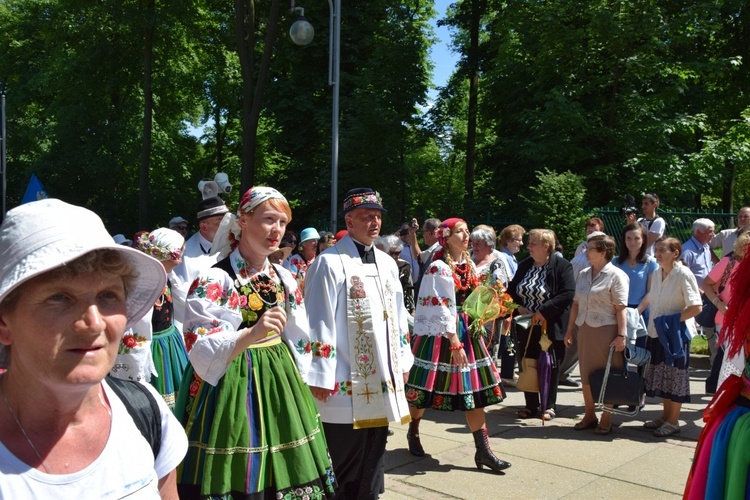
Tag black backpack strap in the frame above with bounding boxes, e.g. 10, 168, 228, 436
105, 376, 162, 459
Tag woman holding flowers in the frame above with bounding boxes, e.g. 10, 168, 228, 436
406, 218, 511, 473
175, 187, 335, 498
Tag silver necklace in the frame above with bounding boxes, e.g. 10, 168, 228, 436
1, 386, 50, 473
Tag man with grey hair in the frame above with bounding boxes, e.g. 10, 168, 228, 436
710, 206, 750, 260
683, 217, 718, 387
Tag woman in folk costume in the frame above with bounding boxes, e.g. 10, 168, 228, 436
405, 217, 511, 472
175, 187, 336, 499
134, 228, 188, 409
685, 253, 750, 499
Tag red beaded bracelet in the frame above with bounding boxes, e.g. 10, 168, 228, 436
449, 343, 464, 351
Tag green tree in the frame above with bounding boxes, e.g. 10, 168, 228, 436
524, 169, 588, 258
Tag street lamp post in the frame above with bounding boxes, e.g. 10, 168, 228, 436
290, 0, 340, 233
1, 83, 6, 220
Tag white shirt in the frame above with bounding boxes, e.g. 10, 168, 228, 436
400, 243, 420, 283
638, 216, 666, 256
710, 228, 739, 257
573, 262, 629, 328
647, 262, 702, 338
171, 232, 220, 331
0, 381, 187, 498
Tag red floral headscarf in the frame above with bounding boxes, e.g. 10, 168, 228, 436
438, 217, 467, 248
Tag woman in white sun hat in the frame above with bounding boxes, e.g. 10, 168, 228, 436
0, 199, 187, 497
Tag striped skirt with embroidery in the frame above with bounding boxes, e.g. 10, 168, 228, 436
149, 323, 189, 410
406, 311, 505, 411
175, 340, 336, 499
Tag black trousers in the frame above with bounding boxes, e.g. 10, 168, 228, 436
323, 422, 389, 500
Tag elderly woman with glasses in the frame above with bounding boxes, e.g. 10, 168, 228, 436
375, 234, 415, 314
0, 199, 188, 497
508, 228, 576, 421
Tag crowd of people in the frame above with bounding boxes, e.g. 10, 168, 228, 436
2, 188, 750, 499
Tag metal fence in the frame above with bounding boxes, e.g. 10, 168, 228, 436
594, 208, 737, 248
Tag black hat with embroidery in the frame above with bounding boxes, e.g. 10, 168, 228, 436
340, 188, 387, 216
196, 196, 228, 222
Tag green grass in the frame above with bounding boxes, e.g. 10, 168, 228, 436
691, 335, 710, 355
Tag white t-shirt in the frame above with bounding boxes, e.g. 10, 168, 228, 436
638, 216, 666, 256
0, 381, 188, 499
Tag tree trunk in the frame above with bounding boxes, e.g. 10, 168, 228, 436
235, 0, 281, 195
723, 160, 735, 213
138, 0, 155, 229
464, 0, 481, 206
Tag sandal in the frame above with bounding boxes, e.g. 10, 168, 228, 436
594, 425, 612, 435
517, 408, 538, 419
653, 421, 680, 437
542, 409, 556, 421
573, 418, 598, 430
643, 419, 664, 430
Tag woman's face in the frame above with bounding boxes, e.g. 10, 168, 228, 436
654, 241, 678, 267
238, 202, 288, 259
586, 243, 606, 266
527, 235, 550, 263
506, 234, 523, 254
0, 272, 127, 387
471, 238, 491, 260
446, 222, 470, 254
301, 239, 318, 259
624, 229, 644, 255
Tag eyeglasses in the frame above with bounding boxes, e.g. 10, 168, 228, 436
512, 238, 523, 243
389, 250, 401, 257
173, 225, 188, 231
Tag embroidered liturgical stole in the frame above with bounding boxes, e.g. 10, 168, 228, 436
340, 252, 393, 429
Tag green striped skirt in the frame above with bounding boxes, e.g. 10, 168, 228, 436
149, 323, 189, 410
406, 311, 505, 411
175, 338, 336, 499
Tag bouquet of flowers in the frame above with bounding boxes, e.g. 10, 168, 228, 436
462, 279, 518, 339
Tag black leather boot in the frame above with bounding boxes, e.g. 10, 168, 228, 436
407, 418, 425, 457
472, 427, 511, 472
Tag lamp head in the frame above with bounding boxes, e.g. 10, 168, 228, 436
290, 15, 314, 46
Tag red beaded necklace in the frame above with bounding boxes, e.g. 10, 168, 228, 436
452, 262, 478, 291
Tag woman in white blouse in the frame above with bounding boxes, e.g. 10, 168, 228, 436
643, 237, 702, 437
174, 187, 335, 498
565, 235, 629, 435
406, 218, 510, 473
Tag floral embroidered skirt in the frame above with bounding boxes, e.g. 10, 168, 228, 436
175, 340, 336, 499
644, 336, 691, 403
406, 312, 505, 411
149, 324, 188, 410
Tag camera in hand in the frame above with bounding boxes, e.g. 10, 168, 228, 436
620, 194, 637, 216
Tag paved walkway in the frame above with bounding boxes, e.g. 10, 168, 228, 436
380, 355, 712, 499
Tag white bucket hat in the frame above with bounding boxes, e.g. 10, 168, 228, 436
0, 199, 166, 368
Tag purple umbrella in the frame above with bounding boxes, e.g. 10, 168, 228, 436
538, 349, 552, 425
536, 320, 553, 425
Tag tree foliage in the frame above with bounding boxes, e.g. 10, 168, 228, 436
524, 169, 588, 257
